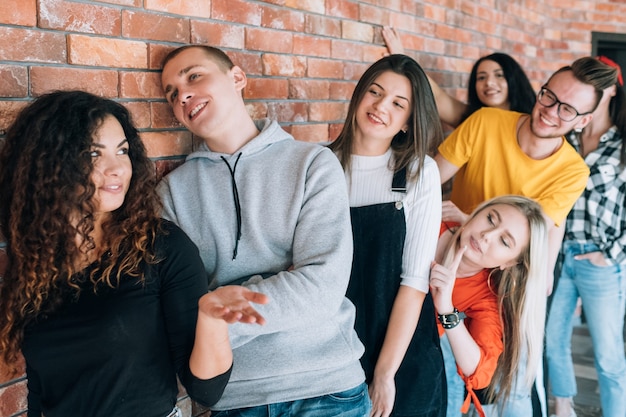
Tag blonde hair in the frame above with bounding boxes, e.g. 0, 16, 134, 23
442, 195, 548, 404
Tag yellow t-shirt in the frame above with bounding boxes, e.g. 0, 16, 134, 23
438, 108, 589, 226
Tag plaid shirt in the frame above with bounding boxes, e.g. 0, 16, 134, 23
565, 126, 626, 265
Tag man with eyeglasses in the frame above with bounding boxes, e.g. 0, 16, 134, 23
433, 57, 608, 417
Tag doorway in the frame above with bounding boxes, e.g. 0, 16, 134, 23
592, 31, 626, 94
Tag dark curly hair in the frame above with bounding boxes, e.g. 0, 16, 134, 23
0, 90, 162, 374
464, 52, 536, 120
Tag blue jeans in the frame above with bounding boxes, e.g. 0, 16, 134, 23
443, 328, 547, 417
440, 334, 465, 416
546, 242, 626, 417
475, 347, 546, 417
211, 383, 371, 417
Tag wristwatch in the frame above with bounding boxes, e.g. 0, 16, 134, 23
437, 308, 466, 329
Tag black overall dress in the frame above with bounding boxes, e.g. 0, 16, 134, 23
346, 168, 446, 417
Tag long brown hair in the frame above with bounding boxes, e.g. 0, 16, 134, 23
441, 195, 548, 405
0, 91, 162, 375
329, 54, 443, 182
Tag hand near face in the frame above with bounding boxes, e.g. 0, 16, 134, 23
429, 245, 467, 314
199, 285, 269, 325
441, 200, 469, 224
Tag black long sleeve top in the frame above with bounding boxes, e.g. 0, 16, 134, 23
21, 220, 231, 417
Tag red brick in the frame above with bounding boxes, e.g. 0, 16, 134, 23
388, 11, 417, 33
151, 102, 182, 129
142, 131, 193, 158
0, 377, 27, 416
212, 0, 263, 26
154, 158, 185, 181
0, 0, 36, 26
342, 20, 374, 43
289, 79, 330, 100
267, 101, 308, 123
122, 10, 189, 43
122, 101, 151, 129
329, 122, 344, 141
329, 81, 355, 101
245, 102, 269, 120
326, 0, 359, 19
0, 101, 28, 136
0, 27, 65, 63
244, 77, 289, 100
191, 21, 245, 49
284, 0, 324, 14
149, 44, 175, 70
262, 7, 305, 32
120, 71, 163, 99
39, 0, 121, 35
289, 123, 330, 143
96, 0, 141, 5
245, 27, 293, 53
423, 3, 446, 22
293, 34, 331, 58
68, 35, 147, 68
30, 67, 118, 98
331, 39, 363, 61
343, 61, 371, 81
307, 58, 344, 79
309, 101, 348, 123
229, 51, 263, 76
359, 4, 390, 25
363, 44, 388, 64
305, 15, 341, 38
262, 54, 306, 77
145, 0, 211, 18
0, 66, 28, 98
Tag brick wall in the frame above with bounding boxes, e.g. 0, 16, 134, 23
1, 0, 625, 416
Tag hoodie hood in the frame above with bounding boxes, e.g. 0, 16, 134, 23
185, 118, 294, 162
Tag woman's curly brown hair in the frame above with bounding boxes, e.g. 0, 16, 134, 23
0, 91, 162, 375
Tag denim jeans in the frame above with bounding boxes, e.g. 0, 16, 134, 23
546, 242, 626, 417
474, 348, 546, 417
440, 334, 465, 416
211, 383, 371, 417
442, 327, 546, 417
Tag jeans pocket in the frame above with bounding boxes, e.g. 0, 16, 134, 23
326, 383, 368, 403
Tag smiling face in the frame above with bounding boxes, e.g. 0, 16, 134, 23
459, 204, 530, 271
475, 59, 510, 110
353, 70, 412, 154
530, 70, 596, 139
161, 47, 246, 141
89, 115, 132, 221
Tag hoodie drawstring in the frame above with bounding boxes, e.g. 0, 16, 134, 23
220, 153, 242, 260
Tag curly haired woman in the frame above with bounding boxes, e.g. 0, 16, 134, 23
0, 90, 267, 417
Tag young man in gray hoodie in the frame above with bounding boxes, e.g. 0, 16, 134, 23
158, 45, 369, 416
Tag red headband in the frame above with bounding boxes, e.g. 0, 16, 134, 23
597, 55, 624, 87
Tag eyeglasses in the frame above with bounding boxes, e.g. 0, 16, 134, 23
537, 87, 592, 122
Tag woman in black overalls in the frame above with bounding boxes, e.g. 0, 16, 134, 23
330, 55, 446, 417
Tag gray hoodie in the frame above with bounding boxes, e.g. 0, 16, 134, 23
157, 119, 365, 410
